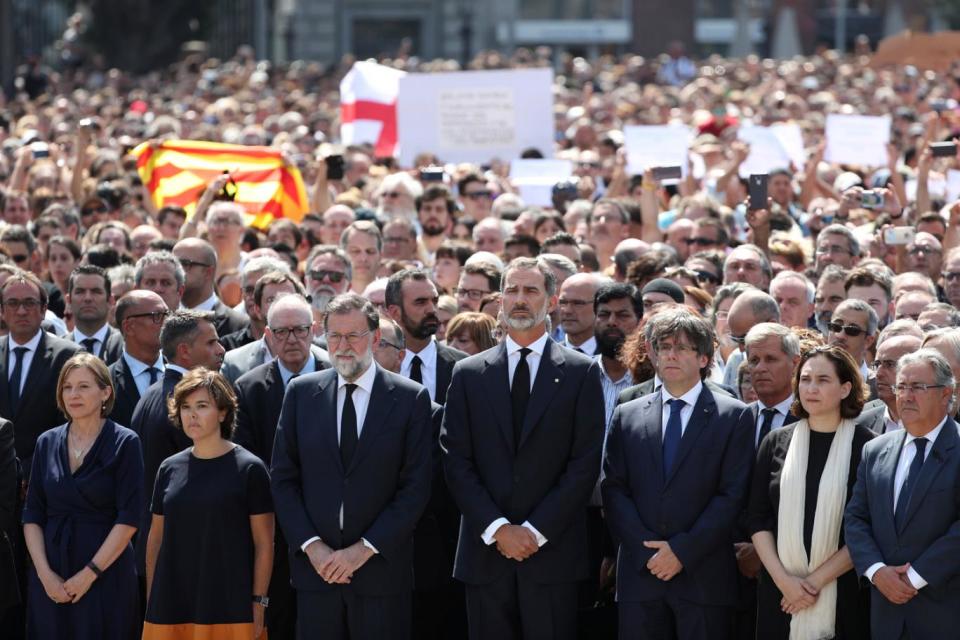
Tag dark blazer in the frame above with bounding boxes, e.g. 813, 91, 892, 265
441, 338, 605, 585
130, 368, 188, 573
845, 419, 960, 640
0, 332, 80, 469
66, 325, 124, 365
271, 365, 433, 595
856, 403, 886, 434
601, 386, 755, 605
211, 299, 249, 339
233, 356, 330, 465
107, 354, 156, 430
219, 325, 255, 352
618, 376, 736, 405
0, 419, 16, 610
434, 342, 468, 405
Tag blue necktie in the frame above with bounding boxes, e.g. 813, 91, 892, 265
147, 367, 160, 385
8, 347, 27, 415
895, 437, 928, 530
663, 398, 684, 476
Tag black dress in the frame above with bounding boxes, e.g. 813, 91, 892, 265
142, 445, 272, 640
746, 423, 875, 640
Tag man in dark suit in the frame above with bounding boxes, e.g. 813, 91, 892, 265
107, 290, 167, 429
827, 299, 879, 400
271, 293, 432, 640
219, 255, 291, 352
441, 257, 605, 639
172, 238, 248, 338
845, 349, 960, 639
385, 268, 467, 404
63, 264, 124, 365
235, 294, 330, 640
130, 310, 225, 576
0, 270, 80, 469
602, 307, 754, 640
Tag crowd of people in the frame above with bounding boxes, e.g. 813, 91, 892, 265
2, 36, 960, 640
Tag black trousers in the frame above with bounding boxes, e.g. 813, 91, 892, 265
413, 581, 467, 640
618, 596, 732, 640
267, 533, 296, 640
296, 587, 411, 640
464, 570, 578, 640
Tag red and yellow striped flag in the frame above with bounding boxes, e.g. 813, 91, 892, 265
133, 140, 309, 230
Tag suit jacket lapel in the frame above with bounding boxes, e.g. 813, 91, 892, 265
518, 340, 564, 449
435, 345, 452, 404
877, 431, 906, 533
314, 371, 342, 473
0, 336, 10, 417
665, 386, 715, 486
266, 361, 285, 409
349, 367, 396, 472
481, 343, 513, 450
899, 421, 957, 533
641, 394, 665, 488
18, 333, 50, 412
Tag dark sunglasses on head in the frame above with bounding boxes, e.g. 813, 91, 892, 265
309, 269, 346, 283
827, 321, 865, 337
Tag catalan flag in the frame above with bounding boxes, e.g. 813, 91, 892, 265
133, 140, 309, 230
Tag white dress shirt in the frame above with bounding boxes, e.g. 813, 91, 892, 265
754, 394, 795, 447
882, 405, 902, 434
74, 324, 110, 354
660, 380, 703, 439
401, 338, 438, 401
301, 362, 379, 554
565, 335, 597, 356
189, 293, 220, 312
6, 330, 43, 397
864, 416, 949, 590
121, 351, 165, 396
481, 332, 551, 548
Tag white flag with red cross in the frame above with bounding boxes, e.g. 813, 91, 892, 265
340, 61, 406, 158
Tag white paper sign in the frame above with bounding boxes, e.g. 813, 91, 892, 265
824, 114, 891, 167
771, 123, 806, 168
397, 68, 554, 166
947, 170, 960, 203
509, 159, 573, 207
906, 176, 948, 203
623, 125, 692, 176
737, 126, 791, 176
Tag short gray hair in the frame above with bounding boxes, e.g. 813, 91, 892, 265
922, 328, 960, 366
306, 244, 353, 283
745, 322, 800, 358
323, 292, 379, 332
820, 224, 860, 258
242, 256, 290, 284
160, 310, 215, 362
379, 317, 405, 349
135, 250, 185, 288
770, 270, 815, 304
266, 293, 312, 326
724, 244, 773, 283
834, 298, 878, 336
896, 348, 956, 390
875, 319, 922, 349
920, 302, 960, 329
501, 257, 557, 296
537, 253, 578, 281
646, 307, 716, 380
709, 282, 755, 324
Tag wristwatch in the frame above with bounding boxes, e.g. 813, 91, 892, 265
252, 595, 270, 608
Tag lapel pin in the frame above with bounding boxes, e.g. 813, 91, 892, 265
554, 378, 559, 383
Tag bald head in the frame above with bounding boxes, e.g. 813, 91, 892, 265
727, 289, 781, 348
116, 289, 167, 328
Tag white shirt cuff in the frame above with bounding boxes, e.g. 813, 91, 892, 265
361, 537, 379, 554
907, 566, 927, 589
481, 518, 510, 545
522, 521, 548, 547
301, 536, 322, 553
865, 562, 885, 582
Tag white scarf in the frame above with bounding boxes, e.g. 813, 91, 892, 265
776, 418, 855, 640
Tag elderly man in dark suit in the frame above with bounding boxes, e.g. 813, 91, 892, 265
385, 268, 467, 404
172, 238, 248, 338
63, 264, 124, 365
235, 293, 330, 640
441, 257, 605, 639
107, 290, 167, 428
845, 349, 960, 639
602, 307, 754, 640
271, 293, 432, 640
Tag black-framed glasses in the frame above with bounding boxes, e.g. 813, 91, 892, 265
684, 237, 716, 247
872, 359, 898, 370
463, 190, 493, 200
729, 334, 747, 346
827, 322, 866, 337
558, 298, 592, 308
81, 206, 108, 217
1, 298, 42, 310
894, 383, 947, 395
694, 270, 720, 285
908, 245, 941, 256
126, 310, 170, 324
378, 339, 403, 351
270, 325, 311, 340
942, 271, 960, 282
9, 254, 28, 264
455, 287, 490, 300
308, 269, 346, 283
179, 258, 213, 270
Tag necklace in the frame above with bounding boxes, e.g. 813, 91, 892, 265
69, 426, 101, 462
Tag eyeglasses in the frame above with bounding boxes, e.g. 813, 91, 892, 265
207, 217, 240, 227
684, 237, 716, 247
179, 258, 212, 269
326, 330, 371, 347
872, 359, 898, 370
382, 191, 405, 199
308, 269, 346, 283
815, 245, 852, 256
270, 325, 311, 340
894, 383, 947, 395
558, 298, 592, 308
2, 298, 42, 310
942, 271, 960, 282
728, 334, 747, 346
463, 191, 493, 200
10, 254, 28, 264
126, 310, 170, 324
908, 245, 941, 256
383, 236, 411, 244
827, 322, 866, 337
81, 206, 107, 217
378, 339, 403, 351
695, 270, 720, 285
455, 287, 490, 300
653, 342, 698, 355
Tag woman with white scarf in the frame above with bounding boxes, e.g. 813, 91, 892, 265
747, 346, 874, 639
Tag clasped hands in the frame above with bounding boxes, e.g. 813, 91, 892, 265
305, 539, 375, 584
41, 566, 97, 604
873, 564, 918, 605
777, 575, 819, 615
644, 540, 683, 581
493, 524, 539, 562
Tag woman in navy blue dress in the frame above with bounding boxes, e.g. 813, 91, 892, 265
22, 353, 143, 639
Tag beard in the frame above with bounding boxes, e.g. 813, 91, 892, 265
404, 310, 439, 340
310, 287, 337, 313
421, 222, 446, 237
503, 303, 549, 332
333, 349, 373, 381
595, 328, 626, 359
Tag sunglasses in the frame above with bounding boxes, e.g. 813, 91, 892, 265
309, 269, 346, 283
464, 191, 493, 200
695, 270, 720, 284
81, 206, 108, 217
827, 322, 866, 337
684, 237, 716, 247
